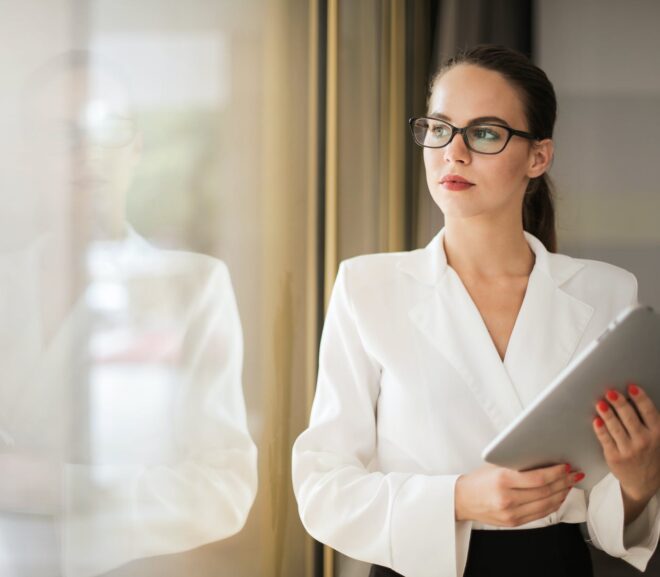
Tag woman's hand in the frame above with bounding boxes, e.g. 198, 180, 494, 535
593, 383, 660, 520
454, 463, 580, 527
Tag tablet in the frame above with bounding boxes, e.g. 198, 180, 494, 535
481, 304, 660, 491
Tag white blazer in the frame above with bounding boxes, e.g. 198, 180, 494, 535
292, 227, 660, 577
0, 230, 257, 577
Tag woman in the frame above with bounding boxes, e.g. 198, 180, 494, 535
292, 45, 660, 577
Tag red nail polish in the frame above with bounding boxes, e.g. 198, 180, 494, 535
574, 473, 585, 483
629, 384, 639, 396
565, 464, 571, 473
594, 417, 605, 428
606, 390, 619, 402
597, 400, 609, 412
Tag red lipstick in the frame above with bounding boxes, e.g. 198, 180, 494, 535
440, 174, 474, 191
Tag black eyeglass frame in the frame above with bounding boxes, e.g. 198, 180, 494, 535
408, 116, 540, 155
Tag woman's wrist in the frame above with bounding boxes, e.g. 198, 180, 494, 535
454, 474, 469, 522
620, 484, 654, 526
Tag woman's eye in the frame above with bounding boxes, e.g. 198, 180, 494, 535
430, 124, 450, 137
471, 127, 501, 140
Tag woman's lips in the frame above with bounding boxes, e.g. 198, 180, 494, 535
440, 174, 474, 191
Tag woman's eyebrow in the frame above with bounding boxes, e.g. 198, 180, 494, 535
428, 112, 511, 126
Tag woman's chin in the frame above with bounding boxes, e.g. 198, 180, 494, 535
432, 193, 521, 222
432, 202, 490, 220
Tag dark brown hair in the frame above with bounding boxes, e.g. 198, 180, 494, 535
430, 45, 557, 252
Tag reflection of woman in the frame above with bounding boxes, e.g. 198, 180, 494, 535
0, 51, 258, 577
0, 230, 258, 577
292, 45, 660, 577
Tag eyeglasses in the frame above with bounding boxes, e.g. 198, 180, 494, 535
408, 116, 538, 155
33, 117, 138, 150
66, 117, 137, 148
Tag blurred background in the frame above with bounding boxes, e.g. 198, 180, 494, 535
0, 0, 657, 576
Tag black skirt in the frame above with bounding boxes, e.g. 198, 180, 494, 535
368, 523, 593, 577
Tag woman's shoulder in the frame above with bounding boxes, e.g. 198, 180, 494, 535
341, 248, 410, 269
339, 247, 422, 284
550, 250, 638, 303
554, 250, 636, 283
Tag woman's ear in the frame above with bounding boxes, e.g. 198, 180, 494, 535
527, 138, 553, 179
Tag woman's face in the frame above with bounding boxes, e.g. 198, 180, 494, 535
424, 64, 552, 223
28, 66, 141, 238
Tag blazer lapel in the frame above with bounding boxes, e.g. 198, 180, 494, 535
503, 233, 595, 407
399, 228, 595, 432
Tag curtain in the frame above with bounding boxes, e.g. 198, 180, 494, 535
415, 0, 533, 247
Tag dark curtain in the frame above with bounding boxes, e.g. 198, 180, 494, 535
412, 0, 534, 247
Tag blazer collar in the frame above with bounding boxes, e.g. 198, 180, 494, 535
400, 227, 594, 432
397, 227, 585, 289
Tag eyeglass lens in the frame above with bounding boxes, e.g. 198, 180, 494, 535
412, 118, 509, 154
41, 117, 137, 150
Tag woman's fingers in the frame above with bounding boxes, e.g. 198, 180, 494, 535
592, 384, 660, 502
596, 394, 630, 450
603, 389, 646, 437
500, 486, 570, 527
593, 415, 618, 456
512, 470, 578, 506
507, 463, 569, 490
456, 464, 575, 527
628, 384, 660, 429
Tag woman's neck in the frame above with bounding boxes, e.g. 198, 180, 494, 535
443, 219, 535, 280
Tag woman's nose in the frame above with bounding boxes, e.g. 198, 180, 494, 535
443, 132, 471, 164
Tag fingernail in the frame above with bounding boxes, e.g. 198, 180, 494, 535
597, 400, 609, 412
573, 473, 585, 483
594, 417, 605, 428
565, 464, 571, 473
629, 383, 639, 396
606, 390, 619, 402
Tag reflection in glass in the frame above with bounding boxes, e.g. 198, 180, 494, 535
0, 51, 257, 576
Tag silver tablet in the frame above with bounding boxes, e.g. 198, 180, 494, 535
481, 304, 660, 491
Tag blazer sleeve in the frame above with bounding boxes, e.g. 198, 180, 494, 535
61, 260, 258, 577
586, 474, 659, 571
585, 272, 660, 572
292, 261, 471, 577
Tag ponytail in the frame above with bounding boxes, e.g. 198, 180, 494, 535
523, 174, 556, 253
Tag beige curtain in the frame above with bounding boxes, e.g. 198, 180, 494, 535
323, 1, 434, 574
257, 1, 319, 576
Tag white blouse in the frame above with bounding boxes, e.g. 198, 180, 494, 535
292, 228, 659, 577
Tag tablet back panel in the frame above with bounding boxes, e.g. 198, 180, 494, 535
482, 305, 660, 491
